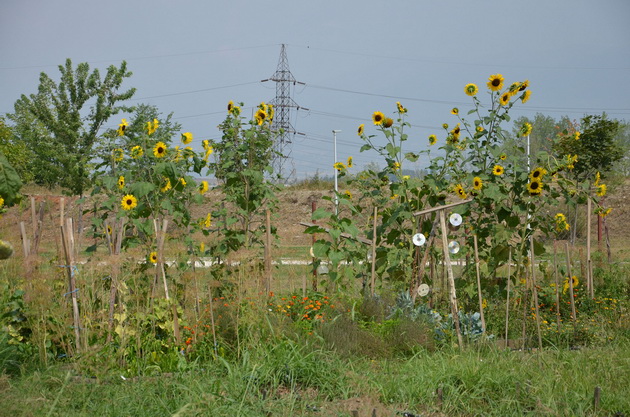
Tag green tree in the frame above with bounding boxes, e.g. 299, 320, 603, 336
0, 117, 32, 183
553, 114, 625, 180
508, 113, 571, 160
10, 58, 135, 195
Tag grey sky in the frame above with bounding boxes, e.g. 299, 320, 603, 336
1, 0, 629, 179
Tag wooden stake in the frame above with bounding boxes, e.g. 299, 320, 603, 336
553, 241, 561, 332
411, 217, 440, 303
61, 224, 81, 353
565, 242, 577, 324
587, 197, 592, 298
504, 248, 511, 347
473, 235, 486, 333
19, 222, 30, 257
439, 210, 463, 348
530, 239, 543, 351
311, 201, 317, 291
370, 207, 377, 297
264, 209, 272, 293
30, 196, 37, 240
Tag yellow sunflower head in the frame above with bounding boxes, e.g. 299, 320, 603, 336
594, 171, 601, 186
464, 83, 478, 96
117, 119, 128, 136
451, 107, 459, 115
334, 162, 346, 171
492, 165, 505, 176
199, 180, 209, 195
529, 167, 547, 180
573, 131, 581, 141
500, 92, 510, 106
255, 109, 267, 125
519, 80, 529, 91
149, 251, 158, 264
499, 153, 507, 161
396, 101, 407, 113
131, 145, 144, 159
519, 122, 533, 137
227, 100, 234, 113
113, 148, 124, 162
527, 179, 543, 195
428, 134, 437, 146
153, 142, 167, 158
121, 194, 138, 211
473, 176, 483, 190
346, 156, 353, 168
117, 175, 125, 190
372, 111, 385, 125
160, 177, 172, 193
383, 117, 394, 128
357, 124, 364, 136
181, 132, 193, 145
442, 123, 449, 130
203, 213, 212, 228
521, 90, 532, 104
146, 118, 159, 135
487, 74, 504, 92
343, 190, 352, 199
267, 104, 275, 121
596, 183, 607, 197
454, 184, 468, 200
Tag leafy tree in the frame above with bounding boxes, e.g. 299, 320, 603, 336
553, 114, 624, 181
0, 117, 32, 183
10, 58, 135, 195
507, 113, 571, 161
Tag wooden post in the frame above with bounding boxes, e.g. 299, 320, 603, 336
586, 197, 592, 298
19, 222, 30, 257
311, 201, 317, 291
530, 239, 543, 351
30, 196, 37, 240
473, 235, 486, 333
593, 386, 601, 412
61, 223, 81, 353
565, 242, 577, 324
264, 209, 272, 293
504, 248, 511, 347
370, 207, 377, 297
439, 210, 463, 347
553, 241, 561, 332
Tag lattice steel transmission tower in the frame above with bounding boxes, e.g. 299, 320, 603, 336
263, 44, 304, 181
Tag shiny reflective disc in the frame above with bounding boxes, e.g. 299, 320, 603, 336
449, 213, 463, 227
412, 233, 426, 247
448, 241, 460, 254
417, 284, 430, 297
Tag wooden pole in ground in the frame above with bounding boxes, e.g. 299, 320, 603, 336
370, 207, 377, 297
411, 217, 440, 303
504, 248, 511, 348
553, 241, 561, 332
530, 239, 543, 351
61, 222, 81, 353
473, 235, 486, 333
439, 210, 463, 348
564, 242, 577, 325
587, 197, 594, 299
154, 219, 180, 345
311, 201, 317, 291
264, 209, 272, 294
30, 196, 37, 241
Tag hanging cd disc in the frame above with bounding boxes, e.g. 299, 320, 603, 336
412, 233, 426, 246
449, 213, 463, 227
316, 264, 329, 275
448, 241, 460, 254
417, 283, 430, 297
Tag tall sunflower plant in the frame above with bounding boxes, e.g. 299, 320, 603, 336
90, 107, 212, 258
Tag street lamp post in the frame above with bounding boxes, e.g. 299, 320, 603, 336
332, 129, 341, 215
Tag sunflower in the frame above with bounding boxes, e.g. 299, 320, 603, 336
529, 167, 547, 181
596, 183, 607, 197
500, 92, 510, 106
573, 131, 580, 140
255, 109, 267, 125
106, 225, 112, 235
357, 124, 364, 136
199, 180, 209, 195
499, 153, 507, 161
146, 118, 159, 135
519, 80, 529, 91
203, 213, 212, 228
334, 162, 346, 171
476, 126, 484, 133
113, 148, 124, 162
117, 175, 125, 190
227, 100, 234, 113
487, 74, 504, 92
267, 104, 275, 122
121, 194, 138, 211
442, 123, 449, 130
117, 119, 128, 136
598, 207, 612, 218
383, 117, 394, 128
555, 213, 570, 231
464, 83, 478, 96
131, 145, 144, 159
594, 171, 601, 186
179, 177, 187, 187
0, 197, 4, 208
450, 123, 461, 139
492, 165, 504, 176
563, 275, 579, 293
199, 242, 205, 253
527, 179, 543, 195
203, 147, 213, 162
428, 134, 437, 146
160, 177, 172, 192
451, 107, 459, 115
521, 90, 532, 104
153, 142, 167, 158
519, 122, 533, 137
343, 190, 352, 199
347, 156, 353, 168
396, 101, 407, 113
454, 184, 468, 200
473, 176, 483, 190
392, 161, 401, 171
181, 132, 193, 145
149, 251, 158, 264
372, 111, 385, 125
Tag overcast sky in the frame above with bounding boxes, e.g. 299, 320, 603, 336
1, 0, 629, 180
